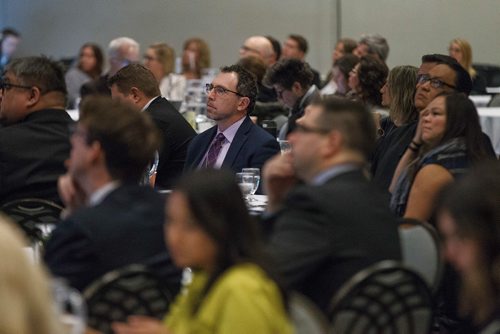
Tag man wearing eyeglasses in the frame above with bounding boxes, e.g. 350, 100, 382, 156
262, 97, 401, 314
184, 64, 279, 173
263, 58, 320, 140
0, 56, 73, 205
371, 54, 496, 191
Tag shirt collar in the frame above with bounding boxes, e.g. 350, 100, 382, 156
142, 96, 160, 111
299, 85, 317, 109
217, 116, 245, 144
311, 163, 361, 186
88, 181, 121, 206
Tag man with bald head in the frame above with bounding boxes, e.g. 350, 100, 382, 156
371, 54, 495, 191
239, 36, 276, 67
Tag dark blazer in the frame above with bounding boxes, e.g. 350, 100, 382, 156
0, 109, 73, 205
44, 184, 179, 291
184, 116, 280, 173
281, 85, 320, 138
265, 169, 401, 313
145, 97, 196, 189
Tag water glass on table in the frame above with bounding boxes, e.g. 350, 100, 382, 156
236, 172, 254, 201
241, 168, 260, 200
278, 140, 292, 154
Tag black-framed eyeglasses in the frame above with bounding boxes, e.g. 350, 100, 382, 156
417, 74, 456, 90
0, 77, 32, 93
205, 83, 244, 97
294, 123, 331, 135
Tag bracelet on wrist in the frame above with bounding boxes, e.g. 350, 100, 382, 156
408, 144, 419, 152
411, 140, 422, 148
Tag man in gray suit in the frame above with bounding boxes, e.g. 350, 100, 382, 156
263, 96, 401, 313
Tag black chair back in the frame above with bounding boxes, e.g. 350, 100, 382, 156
328, 260, 433, 334
83, 264, 176, 334
0, 198, 62, 243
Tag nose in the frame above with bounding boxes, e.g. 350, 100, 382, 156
380, 83, 387, 94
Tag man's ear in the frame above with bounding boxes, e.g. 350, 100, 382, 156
291, 81, 303, 96
26, 86, 41, 107
129, 87, 142, 104
237, 96, 251, 111
325, 129, 343, 156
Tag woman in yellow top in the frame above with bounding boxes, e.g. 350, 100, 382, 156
113, 169, 292, 334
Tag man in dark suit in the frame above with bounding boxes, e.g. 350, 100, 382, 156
263, 58, 320, 140
80, 37, 140, 98
263, 97, 401, 313
0, 56, 73, 205
44, 96, 180, 291
109, 64, 196, 189
184, 64, 279, 173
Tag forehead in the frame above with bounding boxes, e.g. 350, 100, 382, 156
418, 62, 436, 75
427, 95, 446, 109
429, 64, 456, 83
212, 72, 238, 89
285, 38, 299, 47
2, 71, 18, 82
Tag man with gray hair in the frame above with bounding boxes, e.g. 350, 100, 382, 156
0, 56, 73, 204
354, 33, 389, 62
81, 36, 140, 98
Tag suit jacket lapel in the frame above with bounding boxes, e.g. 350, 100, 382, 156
222, 116, 251, 169
192, 127, 217, 167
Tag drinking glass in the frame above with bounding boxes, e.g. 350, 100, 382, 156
236, 172, 254, 201
278, 140, 292, 154
241, 168, 260, 200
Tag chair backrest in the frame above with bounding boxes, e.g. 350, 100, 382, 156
328, 260, 433, 334
83, 264, 176, 334
289, 292, 329, 334
0, 198, 63, 243
399, 219, 443, 294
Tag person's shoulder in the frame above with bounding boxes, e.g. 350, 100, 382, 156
217, 263, 273, 292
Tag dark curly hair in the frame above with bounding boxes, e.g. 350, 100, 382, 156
357, 55, 388, 107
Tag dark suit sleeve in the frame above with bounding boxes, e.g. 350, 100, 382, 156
249, 137, 280, 170
43, 219, 99, 291
265, 190, 332, 288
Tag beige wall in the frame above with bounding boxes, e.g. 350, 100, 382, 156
1, 0, 499, 75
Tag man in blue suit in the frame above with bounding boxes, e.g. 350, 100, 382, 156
184, 64, 279, 173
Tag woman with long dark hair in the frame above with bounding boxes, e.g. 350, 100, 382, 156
113, 169, 291, 334
65, 42, 103, 108
390, 92, 490, 223
437, 161, 500, 333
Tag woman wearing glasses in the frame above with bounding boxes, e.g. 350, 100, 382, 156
389, 92, 490, 224
113, 169, 292, 334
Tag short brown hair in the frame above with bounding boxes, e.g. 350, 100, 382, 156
315, 96, 376, 159
108, 63, 160, 98
289, 34, 308, 54
79, 96, 161, 183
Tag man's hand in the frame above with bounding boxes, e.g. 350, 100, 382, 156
263, 153, 298, 213
112, 316, 170, 334
58, 174, 87, 218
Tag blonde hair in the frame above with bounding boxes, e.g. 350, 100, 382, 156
150, 43, 175, 75
449, 38, 476, 78
0, 215, 61, 334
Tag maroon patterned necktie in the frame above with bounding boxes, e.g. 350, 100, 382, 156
204, 133, 226, 168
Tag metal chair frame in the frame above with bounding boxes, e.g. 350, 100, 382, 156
328, 260, 434, 334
